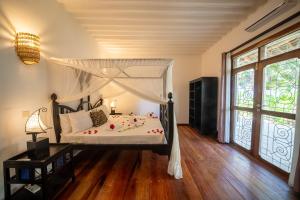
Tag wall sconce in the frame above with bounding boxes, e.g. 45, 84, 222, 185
15, 32, 40, 65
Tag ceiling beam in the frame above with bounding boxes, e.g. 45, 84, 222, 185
68, 9, 248, 17
82, 24, 234, 29
76, 17, 241, 24
59, 0, 259, 10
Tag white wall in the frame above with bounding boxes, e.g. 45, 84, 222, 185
200, 0, 300, 77
172, 55, 202, 123
103, 92, 160, 116
0, 0, 99, 198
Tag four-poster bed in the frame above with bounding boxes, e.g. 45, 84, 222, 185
51, 92, 174, 156
47, 57, 182, 179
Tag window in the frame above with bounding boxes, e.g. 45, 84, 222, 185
262, 58, 300, 114
233, 49, 258, 68
261, 30, 300, 59
235, 69, 255, 108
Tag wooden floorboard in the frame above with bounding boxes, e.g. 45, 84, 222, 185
56, 126, 297, 200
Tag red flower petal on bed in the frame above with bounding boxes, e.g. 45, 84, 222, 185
133, 118, 137, 122
94, 130, 98, 134
147, 131, 150, 133
110, 124, 115, 129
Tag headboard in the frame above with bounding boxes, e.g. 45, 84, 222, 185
50, 93, 103, 143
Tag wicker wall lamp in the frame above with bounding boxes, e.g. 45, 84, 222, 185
15, 32, 40, 65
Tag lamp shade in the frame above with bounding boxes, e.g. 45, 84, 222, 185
25, 108, 48, 133
110, 100, 117, 108
15, 32, 40, 65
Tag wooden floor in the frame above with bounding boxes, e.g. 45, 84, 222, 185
57, 126, 298, 200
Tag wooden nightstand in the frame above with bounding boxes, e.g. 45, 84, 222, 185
110, 112, 122, 115
3, 143, 74, 200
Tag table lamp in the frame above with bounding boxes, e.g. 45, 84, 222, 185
25, 107, 50, 157
110, 100, 117, 115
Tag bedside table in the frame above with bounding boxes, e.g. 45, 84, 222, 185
3, 143, 74, 200
110, 112, 122, 115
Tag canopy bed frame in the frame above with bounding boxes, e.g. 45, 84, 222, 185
51, 92, 174, 157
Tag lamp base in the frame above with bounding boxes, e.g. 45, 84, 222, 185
111, 108, 116, 115
27, 137, 49, 159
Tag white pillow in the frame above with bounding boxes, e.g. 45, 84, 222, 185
68, 110, 93, 133
91, 105, 109, 118
59, 113, 72, 134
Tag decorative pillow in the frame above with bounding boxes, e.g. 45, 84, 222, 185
68, 110, 93, 133
90, 110, 108, 127
91, 105, 109, 118
59, 113, 72, 134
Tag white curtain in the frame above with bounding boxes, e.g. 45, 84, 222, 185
218, 52, 231, 143
113, 78, 164, 104
288, 72, 300, 190
165, 63, 182, 178
49, 58, 171, 79
47, 58, 183, 179
224, 53, 231, 143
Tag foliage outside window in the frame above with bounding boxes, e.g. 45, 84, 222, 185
261, 30, 300, 60
233, 49, 258, 69
235, 69, 254, 108
262, 58, 300, 115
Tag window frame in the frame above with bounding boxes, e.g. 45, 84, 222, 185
229, 22, 300, 175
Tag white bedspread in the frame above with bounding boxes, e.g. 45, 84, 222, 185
61, 115, 165, 144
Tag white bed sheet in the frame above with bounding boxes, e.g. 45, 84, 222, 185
61, 115, 166, 144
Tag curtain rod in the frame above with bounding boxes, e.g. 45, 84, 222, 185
228, 11, 300, 53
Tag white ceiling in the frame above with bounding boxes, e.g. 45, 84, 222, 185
57, 0, 265, 55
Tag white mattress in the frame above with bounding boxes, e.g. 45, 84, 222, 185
61, 115, 166, 144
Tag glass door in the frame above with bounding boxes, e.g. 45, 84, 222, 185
231, 49, 257, 151
231, 28, 300, 173
258, 56, 300, 172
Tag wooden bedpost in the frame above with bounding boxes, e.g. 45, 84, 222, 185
168, 92, 174, 157
87, 95, 91, 110
51, 93, 61, 143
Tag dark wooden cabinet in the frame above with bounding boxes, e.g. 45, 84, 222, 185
3, 144, 75, 200
189, 77, 218, 135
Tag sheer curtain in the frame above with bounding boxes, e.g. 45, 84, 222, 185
288, 74, 300, 192
218, 52, 231, 143
165, 63, 182, 179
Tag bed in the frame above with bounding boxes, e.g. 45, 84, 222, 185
51, 93, 174, 156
